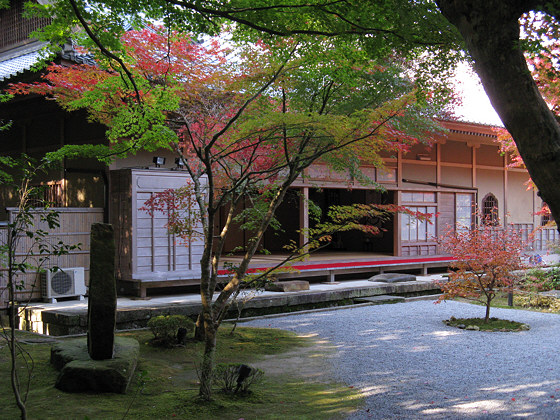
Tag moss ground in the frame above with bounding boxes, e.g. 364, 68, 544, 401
443, 316, 529, 331
1, 325, 362, 419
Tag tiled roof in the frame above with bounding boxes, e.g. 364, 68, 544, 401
0, 48, 43, 81
60, 50, 96, 66
0, 42, 95, 82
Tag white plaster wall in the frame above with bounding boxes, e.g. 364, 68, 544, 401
109, 149, 178, 170
477, 168, 505, 220
507, 171, 535, 223
402, 162, 436, 184
440, 166, 471, 188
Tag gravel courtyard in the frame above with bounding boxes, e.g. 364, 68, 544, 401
245, 300, 560, 419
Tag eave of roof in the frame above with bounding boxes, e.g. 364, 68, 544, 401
0, 41, 48, 82
0, 41, 95, 82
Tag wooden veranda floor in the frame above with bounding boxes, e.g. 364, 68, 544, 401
220, 251, 453, 282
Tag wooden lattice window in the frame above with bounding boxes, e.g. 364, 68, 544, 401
29, 182, 64, 207
455, 193, 474, 231
401, 206, 436, 242
482, 193, 499, 226
0, 0, 51, 51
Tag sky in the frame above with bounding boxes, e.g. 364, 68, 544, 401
453, 63, 503, 127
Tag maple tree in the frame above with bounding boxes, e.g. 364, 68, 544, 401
8, 25, 447, 399
493, 126, 553, 221
437, 222, 526, 323
32, 0, 560, 233
434, 1, 560, 233
490, 15, 560, 224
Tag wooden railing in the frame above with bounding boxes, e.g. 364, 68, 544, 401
510, 224, 559, 252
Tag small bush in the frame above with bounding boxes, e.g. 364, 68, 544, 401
214, 363, 264, 394
523, 267, 560, 292
513, 294, 560, 311
147, 315, 195, 346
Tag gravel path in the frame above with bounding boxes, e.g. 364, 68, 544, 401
244, 300, 560, 419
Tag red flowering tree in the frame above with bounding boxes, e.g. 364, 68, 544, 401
437, 223, 526, 323
8, 26, 448, 399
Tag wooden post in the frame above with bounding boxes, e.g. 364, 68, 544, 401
299, 187, 309, 251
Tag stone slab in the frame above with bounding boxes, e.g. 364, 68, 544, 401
541, 290, 560, 298
265, 280, 310, 292
23, 280, 442, 335
369, 273, 417, 283
354, 295, 406, 304
51, 336, 139, 394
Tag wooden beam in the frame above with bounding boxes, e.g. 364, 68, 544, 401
299, 187, 309, 251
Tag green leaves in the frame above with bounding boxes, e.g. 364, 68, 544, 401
0, 93, 13, 132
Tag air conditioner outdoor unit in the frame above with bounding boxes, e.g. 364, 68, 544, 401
41, 267, 86, 302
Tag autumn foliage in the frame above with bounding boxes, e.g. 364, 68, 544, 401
490, 16, 560, 222
7, 25, 448, 400
437, 223, 526, 322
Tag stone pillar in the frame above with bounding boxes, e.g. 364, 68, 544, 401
87, 223, 117, 360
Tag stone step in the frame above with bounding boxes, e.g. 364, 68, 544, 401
354, 295, 406, 305
264, 280, 310, 292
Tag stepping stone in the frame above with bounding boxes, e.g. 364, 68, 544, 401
265, 280, 310, 292
368, 273, 416, 283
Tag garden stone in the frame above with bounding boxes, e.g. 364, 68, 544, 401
368, 273, 416, 283
177, 327, 188, 345
265, 280, 310, 292
88, 223, 117, 360
52, 336, 139, 394
466, 325, 480, 331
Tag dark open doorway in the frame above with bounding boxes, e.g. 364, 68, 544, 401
306, 188, 394, 254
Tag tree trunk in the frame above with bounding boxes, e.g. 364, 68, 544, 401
194, 313, 205, 341
9, 298, 27, 420
436, 0, 560, 231
198, 323, 217, 400
8, 237, 27, 420
484, 300, 491, 323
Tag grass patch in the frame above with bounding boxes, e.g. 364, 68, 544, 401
1, 325, 362, 419
443, 316, 530, 332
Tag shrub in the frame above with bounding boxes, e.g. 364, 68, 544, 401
437, 224, 525, 323
513, 294, 560, 312
147, 315, 195, 346
523, 267, 560, 292
214, 363, 264, 394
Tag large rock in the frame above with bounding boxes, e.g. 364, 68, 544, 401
88, 223, 117, 360
265, 280, 310, 292
51, 336, 139, 394
368, 273, 416, 283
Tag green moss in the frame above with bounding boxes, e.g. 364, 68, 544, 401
443, 317, 530, 332
1, 327, 362, 419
